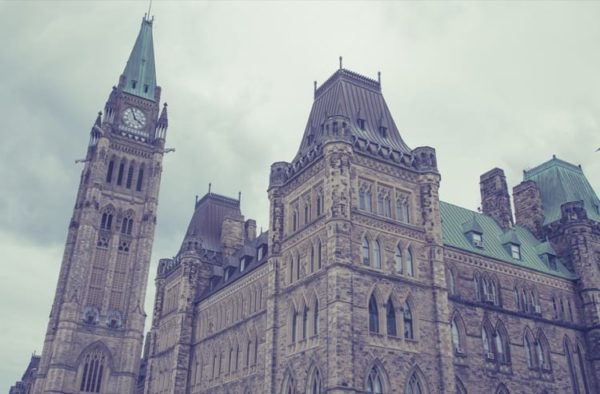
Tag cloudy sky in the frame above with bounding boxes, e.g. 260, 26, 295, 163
2, 0, 600, 388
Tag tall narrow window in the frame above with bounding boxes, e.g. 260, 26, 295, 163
394, 246, 403, 273
374, 240, 382, 269
366, 189, 373, 212
482, 326, 493, 358
296, 255, 300, 280
451, 318, 462, 353
136, 165, 144, 191
407, 373, 424, 394
317, 241, 322, 269
386, 299, 396, 336
302, 306, 308, 340
369, 294, 379, 333
310, 369, 321, 394
359, 189, 366, 210
362, 238, 370, 266
126, 162, 135, 188
404, 302, 413, 339
254, 339, 258, 365
106, 160, 114, 183
79, 350, 106, 393
384, 196, 392, 217
496, 323, 510, 364
289, 258, 294, 284
116, 159, 125, 186
403, 200, 410, 223
565, 339, 581, 394
246, 341, 251, 367
396, 198, 404, 221
313, 299, 319, 336
366, 367, 383, 394
377, 194, 384, 215
310, 245, 315, 273
525, 333, 535, 368
576, 343, 590, 394
304, 203, 310, 224
291, 310, 297, 343
316, 194, 323, 216
448, 269, 456, 295
292, 210, 298, 231
235, 345, 240, 371
406, 249, 414, 277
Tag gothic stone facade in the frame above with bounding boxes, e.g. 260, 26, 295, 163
141, 67, 600, 394
21, 17, 600, 394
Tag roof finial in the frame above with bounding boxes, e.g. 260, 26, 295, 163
339, 56, 343, 70
238, 191, 242, 203
314, 81, 317, 95
147, 0, 153, 20
208, 182, 212, 194
195, 195, 198, 204
378, 71, 381, 84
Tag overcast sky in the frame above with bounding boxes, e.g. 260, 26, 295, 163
2, 0, 600, 389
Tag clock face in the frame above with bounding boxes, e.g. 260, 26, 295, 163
122, 107, 146, 129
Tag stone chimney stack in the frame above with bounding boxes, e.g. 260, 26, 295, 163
480, 168, 514, 230
221, 214, 245, 256
513, 180, 545, 240
245, 219, 257, 242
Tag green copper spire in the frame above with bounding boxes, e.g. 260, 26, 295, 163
122, 16, 156, 101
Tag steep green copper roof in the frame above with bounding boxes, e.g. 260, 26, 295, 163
524, 157, 600, 225
122, 17, 157, 101
440, 201, 577, 280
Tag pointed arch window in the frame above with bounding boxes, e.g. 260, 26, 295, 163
377, 193, 385, 215
384, 195, 392, 217
482, 325, 493, 359
126, 162, 135, 188
525, 332, 536, 369
366, 366, 383, 394
394, 246, 403, 274
374, 240, 382, 269
313, 299, 319, 336
136, 164, 144, 191
235, 344, 240, 371
291, 307, 297, 344
386, 299, 397, 336
302, 306, 308, 340
116, 159, 126, 186
565, 338, 581, 394
403, 302, 413, 339
282, 373, 295, 394
362, 238, 370, 266
495, 323, 510, 364
304, 202, 310, 224
79, 350, 107, 393
106, 160, 114, 183
576, 343, 590, 393
310, 369, 322, 394
448, 269, 456, 295
451, 318, 462, 353
317, 241, 322, 269
406, 249, 414, 277
316, 193, 323, 216
369, 294, 379, 333
100, 211, 113, 230
406, 372, 424, 394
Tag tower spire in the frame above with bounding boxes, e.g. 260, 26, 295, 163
121, 16, 157, 101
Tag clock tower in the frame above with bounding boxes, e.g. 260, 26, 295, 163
33, 16, 169, 394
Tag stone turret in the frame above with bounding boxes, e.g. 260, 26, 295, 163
480, 168, 513, 230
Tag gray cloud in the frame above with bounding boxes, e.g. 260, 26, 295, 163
1, 1, 600, 389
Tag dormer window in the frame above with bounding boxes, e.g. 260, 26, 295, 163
510, 244, 521, 260
131, 80, 137, 89
257, 246, 263, 261
307, 134, 314, 145
471, 232, 483, 248
240, 257, 248, 273
144, 84, 149, 93
378, 126, 387, 138
357, 118, 365, 130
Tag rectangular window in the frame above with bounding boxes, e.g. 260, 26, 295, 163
472, 233, 483, 248
511, 244, 521, 260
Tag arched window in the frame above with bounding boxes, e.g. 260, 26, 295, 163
451, 317, 462, 353
316, 194, 323, 216
537, 332, 551, 371
359, 188, 366, 210
404, 302, 413, 339
482, 324, 493, 359
304, 202, 310, 224
565, 338, 581, 394
317, 241, 322, 269
403, 200, 410, 224
228, 347, 233, 373
313, 298, 319, 336
366, 189, 373, 212
386, 299, 397, 336
495, 322, 510, 364
524, 331, 536, 369
235, 344, 240, 371
100, 209, 113, 231
126, 162, 135, 188
296, 254, 301, 280
448, 269, 456, 295
362, 237, 370, 266
474, 274, 481, 301
282, 372, 295, 394
136, 164, 144, 191
369, 294, 379, 333
116, 158, 126, 186
374, 240, 382, 269
310, 245, 315, 273
309, 368, 322, 394
406, 372, 424, 394
246, 340, 251, 367
79, 350, 107, 393
576, 342, 590, 393
292, 210, 298, 232
394, 246, 403, 274
290, 305, 297, 344
366, 366, 383, 394
406, 249, 414, 277
302, 306, 308, 340
384, 196, 392, 217
289, 258, 294, 284
106, 159, 114, 183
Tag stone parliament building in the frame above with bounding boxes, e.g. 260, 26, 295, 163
11, 16, 600, 394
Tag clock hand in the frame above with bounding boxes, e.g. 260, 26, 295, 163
131, 111, 138, 122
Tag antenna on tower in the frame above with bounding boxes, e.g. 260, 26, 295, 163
147, 0, 153, 19
339, 56, 343, 70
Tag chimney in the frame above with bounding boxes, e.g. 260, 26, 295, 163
513, 180, 545, 240
245, 219, 257, 242
480, 168, 514, 230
